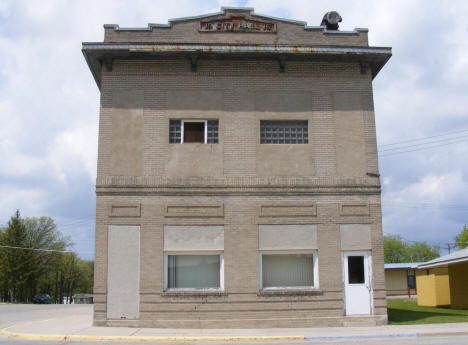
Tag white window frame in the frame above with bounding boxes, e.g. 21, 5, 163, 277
258, 250, 319, 290
181, 120, 208, 144
163, 251, 224, 291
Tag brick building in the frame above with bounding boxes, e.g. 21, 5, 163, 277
82, 7, 391, 328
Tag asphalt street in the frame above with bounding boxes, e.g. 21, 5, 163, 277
0, 303, 91, 330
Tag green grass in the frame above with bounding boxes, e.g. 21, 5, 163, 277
387, 299, 468, 325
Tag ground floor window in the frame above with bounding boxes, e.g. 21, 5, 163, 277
259, 252, 318, 289
165, 254, 223, 290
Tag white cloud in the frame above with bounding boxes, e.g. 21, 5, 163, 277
382, 171, 468, 246
0, 186, 48, 222
386, 172, 467, 205
48, 125, 98, 183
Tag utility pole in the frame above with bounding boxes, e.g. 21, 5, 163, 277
444, 242, 468, 254
444, 243, 457, 254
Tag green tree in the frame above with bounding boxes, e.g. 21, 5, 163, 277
384, 235, 439, 263
384, 235, 408, 263
455, 225, 468, 250
0, 210, 29, 302
0, 226, 7, 302
0, 211, 93, 303
407, 242, 440, 262
22, 217, 72, 302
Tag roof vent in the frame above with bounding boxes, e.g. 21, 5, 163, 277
321, 11, 342, 30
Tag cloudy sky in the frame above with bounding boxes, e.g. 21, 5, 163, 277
1, 0, 467, 259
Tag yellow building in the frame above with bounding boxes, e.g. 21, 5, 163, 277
448, 261, 468, 309
417, 248, 468, 308
415, 266, 450, 307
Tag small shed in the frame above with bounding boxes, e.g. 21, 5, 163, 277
384, 263, 421, 297
417, 247, 468, 308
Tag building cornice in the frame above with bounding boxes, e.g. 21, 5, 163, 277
95, 176, 381, 196
82, 43, 391, 89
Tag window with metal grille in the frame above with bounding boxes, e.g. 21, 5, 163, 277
169, 120, 219, 144
207, 120, 219, 144
260, 121, 308, 144
169, 120, 181, 143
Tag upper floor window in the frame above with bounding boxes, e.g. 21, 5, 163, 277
260, 120, 308, 144
169, 120, 219, 144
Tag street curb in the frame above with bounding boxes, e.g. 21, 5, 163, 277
305, 333, 418, 341
0, 328, 423, 343
419, 331, 468, 337
0, 326, 305, 342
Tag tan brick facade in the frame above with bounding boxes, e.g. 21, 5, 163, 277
83, 7, 391, 328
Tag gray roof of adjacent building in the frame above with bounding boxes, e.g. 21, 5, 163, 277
384, 263, 423, 270
418, 247, 468, 269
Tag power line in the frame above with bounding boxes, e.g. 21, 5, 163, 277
56, 218, 95, 228
378, 134, 468, 152
382, 202, 468, 211
383, 232, 436, 245
378, 128, 468, 147
443, 243, 468, 254
0, 245, 74, 254
379, 138, 468, 157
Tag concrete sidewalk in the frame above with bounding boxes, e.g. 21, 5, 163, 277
1, 313, 468, 342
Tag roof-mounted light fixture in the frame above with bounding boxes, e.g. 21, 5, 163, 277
321, 11, 342, 30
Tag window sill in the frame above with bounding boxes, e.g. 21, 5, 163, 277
161, 290, 227, 297
258, 289, 323, 296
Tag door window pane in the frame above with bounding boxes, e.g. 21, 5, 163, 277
262, 254, 314, 288
408, 275, 416, 289
348, 256, 365, 284
167, 255, 220, 289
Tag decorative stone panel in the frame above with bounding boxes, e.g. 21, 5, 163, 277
109, 203, 141, 217
259, 224, 317, 250
340, 202, 370, 216
259, 203, 317, 217
164, 203, 224, 218
340, 224, 371, 250
164, 226, 224, 251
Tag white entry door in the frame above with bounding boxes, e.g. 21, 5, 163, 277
342, 251, 372, 315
